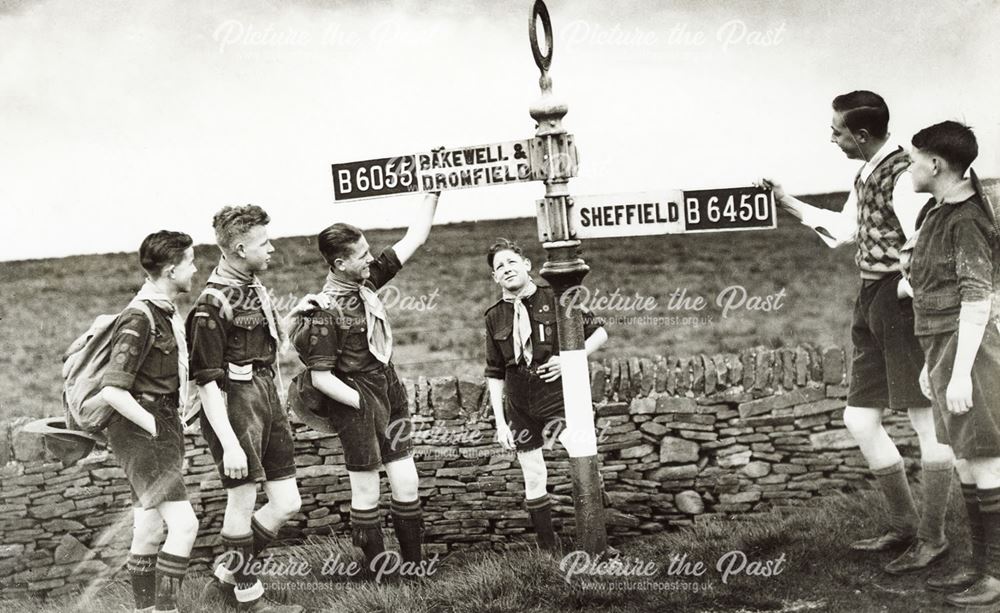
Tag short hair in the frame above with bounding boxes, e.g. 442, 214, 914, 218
212, 204, 270, 253
318, 223, 365, 266
911, 121, 978, 174
486, 238, 525, 270
139, 230, 193, 277
832, 91, 890, 138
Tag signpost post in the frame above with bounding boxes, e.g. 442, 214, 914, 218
527, 0, 608, 556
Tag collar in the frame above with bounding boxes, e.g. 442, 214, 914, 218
859, 140, 903, 183
939, 178, 976, 205
214, 255, 255, 285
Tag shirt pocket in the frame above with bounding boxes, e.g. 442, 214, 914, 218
493, 324, 515, 363
342, 323, 369, 353
147, 330, 178, 379
914, 289, 962, 312
231, 309, 269, 358
533, 310, 557, 359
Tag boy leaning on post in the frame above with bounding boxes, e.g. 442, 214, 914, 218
99, 231, 200, 613
188, 205, 318, 613
483, 238, 608, 552
906, 121, 1000, 608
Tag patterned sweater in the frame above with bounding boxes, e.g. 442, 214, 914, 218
854, 148, 912, 279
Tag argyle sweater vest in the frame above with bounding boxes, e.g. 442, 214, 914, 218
854, 148, 911, 279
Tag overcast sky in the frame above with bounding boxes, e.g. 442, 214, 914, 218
1, 0, 997, 261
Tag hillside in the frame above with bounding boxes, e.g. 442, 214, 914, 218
2, 192, 861, 419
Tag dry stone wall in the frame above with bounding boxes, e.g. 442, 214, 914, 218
0, 344, 921, 599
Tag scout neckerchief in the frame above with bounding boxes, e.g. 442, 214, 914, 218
502, 280, 537, 365
321, 270, 393, 364
134, 279, 189, 411
209, 256, 283, 344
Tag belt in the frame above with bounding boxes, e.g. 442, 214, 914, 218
137, 391, 179, 405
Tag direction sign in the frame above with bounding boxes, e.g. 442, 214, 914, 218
540, 186, 775, 241
332, 140, 534, 201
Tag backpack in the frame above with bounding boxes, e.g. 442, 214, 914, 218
62, 301, 155, 433
971, 169, 1000, 244
286, 303, 349, 433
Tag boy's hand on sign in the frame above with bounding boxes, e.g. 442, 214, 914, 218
496, 423, 515, 450
537, 356, 561, 382
919, 363, 932, 400
946, 374, 973, 414
755, 178, 786, 204
223, 445, 249, 480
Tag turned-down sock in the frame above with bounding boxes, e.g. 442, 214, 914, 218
390, 498, 424, 564
351, 506, 385, 571
127, 552, 157, 610
154, 550, 189, 611
917, 461, 953, 545
872, 461, 918, 535
977, 486, 1000, 578
251, 515, 278, 557
962, 483, 986, 571
526, 493, 557, 551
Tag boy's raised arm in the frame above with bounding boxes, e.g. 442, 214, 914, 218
393, 192, 440, 265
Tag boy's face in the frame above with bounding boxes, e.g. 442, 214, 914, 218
336, 236, 374, 282
909, 147, 936, 194
830, 111, 864, 161
491, 249, 531, 292
166, 247, 198, 294
237, 225, 274, 273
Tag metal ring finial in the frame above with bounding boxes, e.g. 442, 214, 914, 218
529, 0, 553, 73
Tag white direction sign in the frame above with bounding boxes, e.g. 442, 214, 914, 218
545, 186, 776, 240
332, 140, 533, 201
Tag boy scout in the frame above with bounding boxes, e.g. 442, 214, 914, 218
759, 91, 956, 574
100, 230, 199, 613
189, 205, 312, 612
291, 192, 439, 577
483, 239, 608, 551
907, 121, 1000, 607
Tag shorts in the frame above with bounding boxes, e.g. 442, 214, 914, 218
200, 368, 297, 489
847, 273, 930, 410
505, 365, 566, 452
107, 392, 188, 509
325, 363, 413, 472
920, 322, 1000, 460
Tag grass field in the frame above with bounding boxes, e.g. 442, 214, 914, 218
0, 489, 980, 613
0, 191, 866, 420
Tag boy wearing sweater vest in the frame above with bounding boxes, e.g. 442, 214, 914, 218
907, 121, 1000, 608
758, 91, 956, 574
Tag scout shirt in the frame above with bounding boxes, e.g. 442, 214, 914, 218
294, 247, 403, 375
102, 302, 181, 396
483, 280, 603, 380
186, 278, 278, 387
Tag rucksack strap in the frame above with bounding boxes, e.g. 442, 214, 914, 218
200, 287, 234, 321
125, 300, 156, 334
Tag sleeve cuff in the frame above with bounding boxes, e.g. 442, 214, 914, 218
484, 366, 505, 379
306, 358, 338, 371
193, 368, 226, 386
100, 371, 135, 390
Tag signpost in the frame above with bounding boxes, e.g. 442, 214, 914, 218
326, 0, 777, 558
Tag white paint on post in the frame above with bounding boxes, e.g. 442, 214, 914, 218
557, 349, 598, 457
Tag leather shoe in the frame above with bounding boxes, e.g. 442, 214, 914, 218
884, 540, 949, 575
926, 567, 981, 593
945, 575, 1000, 608
850, 531, 914, 552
